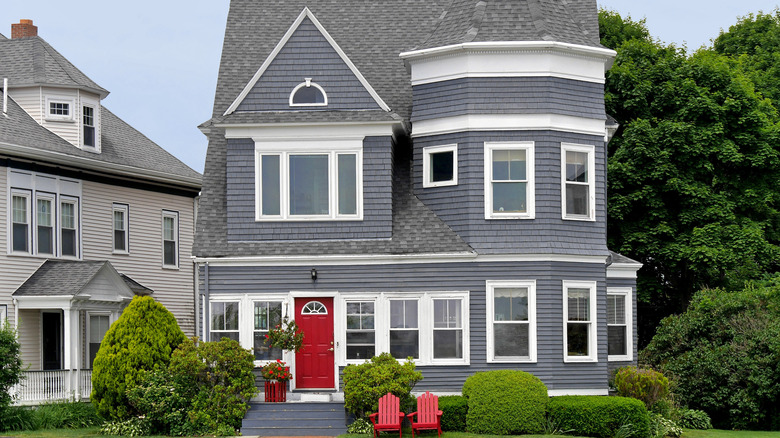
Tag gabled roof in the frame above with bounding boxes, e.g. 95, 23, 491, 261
12, 260, 136, 299
0, 91, 201, 189
0, 36, 109, 98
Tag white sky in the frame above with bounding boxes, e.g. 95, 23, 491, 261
2, 1, 778, 173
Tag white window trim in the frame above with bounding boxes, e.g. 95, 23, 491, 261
161, 210, 179, 269
484, 141, 535, 219
45, 97, 75, 122
81, 102, 99, 151
255, 141, 363, 221
251, 299, 286, 365
486, 280, 537, 363
9, 189, 32, 255
34, 192, 56, 256
209, 300, 241, 341
289, 79, 328, 107
112, 204, 129, 254
387, 297, 421, 362
58, 196, 80, 259
561, 143, 596, 221
422, 144, 458, 188
607, 287, 633, 362
335, 291, 470, 367
563, 280, 598, 363
86, 312, 112, 368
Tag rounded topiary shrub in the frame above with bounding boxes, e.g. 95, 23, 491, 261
462, 370, 548, 434
91, 296, 186, 420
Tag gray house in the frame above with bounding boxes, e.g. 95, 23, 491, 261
195, 0, 640, 398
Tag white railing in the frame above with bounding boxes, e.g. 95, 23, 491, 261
12, 370, 92, 405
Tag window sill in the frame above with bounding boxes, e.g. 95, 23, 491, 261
162, 265, 180, 271
112, 250, 130, 256
607, 355, 633, 362
485, 214, 535, 220
423, 180, 457, 189
488, 357, 537, 364
44, 117, 75, 123
255, 216, 363, 222
562, 215, 596, 222
563, 356, 598, 363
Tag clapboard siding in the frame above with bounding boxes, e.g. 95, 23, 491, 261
411, 77, 606, 122
7, 87, 43, 124
413, 131, 608, 256
17, 309, 42, 370
237, 19, 379, 112
203, 260, 612, 391
81, 179, 195, 334
226, 136, 393, 241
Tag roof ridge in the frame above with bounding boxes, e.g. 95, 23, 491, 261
416, 0, 455, 50
527, 0, 553, 41
33, 36, 108, 95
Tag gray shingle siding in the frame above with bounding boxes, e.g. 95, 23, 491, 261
225, 136, 393, 241
413, 131, 608, 256
203, 259, 611, 392
236, 19, 380, 113
411, 77, 606, 122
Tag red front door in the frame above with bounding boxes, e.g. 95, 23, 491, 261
295, 297, 335, 389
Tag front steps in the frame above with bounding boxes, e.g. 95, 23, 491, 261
241, 401, 348, 436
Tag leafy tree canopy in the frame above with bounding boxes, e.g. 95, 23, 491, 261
600, 9, 780, 344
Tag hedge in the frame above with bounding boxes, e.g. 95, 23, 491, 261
438, 395, 467, 432
462, 370, 548, 435
548, 395, 650, 438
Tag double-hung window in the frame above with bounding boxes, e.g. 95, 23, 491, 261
346, 301, 375, 360
563, 281, 598, 362
607, 288, 633, 361
83, 105, 96, 148
112, 204, 129, 253
88, 314, 110, 368
256, 142, 362, 220
162, 210, 179, 268
11, 191, 31, 253
253, 301, 283, 361
211, 302, 240, 342
484, 142, 534, 219
60, 198, 78, 257
36, 194, 55, 256
486, 281, 536, 362
389, 299, 419, 359
433, 299, 463, 359
561, 143, 596, 220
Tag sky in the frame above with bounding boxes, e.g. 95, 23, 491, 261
2, 1, 779, 174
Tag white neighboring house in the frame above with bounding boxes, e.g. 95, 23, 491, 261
0, 20, 201, 404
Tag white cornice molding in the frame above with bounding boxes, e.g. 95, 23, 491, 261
400, 41, 616, 86
194, 252, 609, 267
606, 262, 643, 279
0, 141, 201, 190
411, 114, 607, 138
223, 121, 398, 140
223, 7, 391, 116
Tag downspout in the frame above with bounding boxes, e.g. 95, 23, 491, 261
3, 78, 8, 117
193, 258, 199, 339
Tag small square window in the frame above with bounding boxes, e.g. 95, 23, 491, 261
423, 144, 458, 188
45, 98, 74, 121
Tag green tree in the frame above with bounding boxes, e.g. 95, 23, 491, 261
600, 10, 780, 344
641, 278, 780, 430
91, 296, 186, 420
0, 322, 24, 427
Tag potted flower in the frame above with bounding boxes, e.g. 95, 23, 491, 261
262, 359, 292, 402
265, 316, 305, 353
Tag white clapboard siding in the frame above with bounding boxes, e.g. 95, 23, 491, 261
7, 87, 43, 123
18, 310, 42, 370
81, 179, 196, 334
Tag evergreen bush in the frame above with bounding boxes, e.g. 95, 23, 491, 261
342, 353, 423, 418
461, 370, 548, 435
91, 296, 186, 420
0, 322, 23, 429
676, 408, 712, 430
438, 395, 467, 431
548, 396, 650, 438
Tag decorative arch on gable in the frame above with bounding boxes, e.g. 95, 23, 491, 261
289, 78, 328, 106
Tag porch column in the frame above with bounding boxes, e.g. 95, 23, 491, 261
63, 305, 79, 398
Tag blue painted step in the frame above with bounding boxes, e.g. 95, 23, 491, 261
241, 402, 348, 436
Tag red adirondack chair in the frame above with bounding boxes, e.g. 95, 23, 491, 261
407, 392, 442, 438
369, 393, 405, 438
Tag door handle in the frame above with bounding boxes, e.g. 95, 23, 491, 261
327, 347, 334, 352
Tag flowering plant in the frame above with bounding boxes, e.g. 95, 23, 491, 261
261, 359, 293, 381
265, 317, 305, 353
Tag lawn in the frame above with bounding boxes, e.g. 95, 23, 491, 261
683, 430, 780, 438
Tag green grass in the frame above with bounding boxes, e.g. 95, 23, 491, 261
341, 433, 590, 438
683, 429, 780, 438
2, 427, 166, 438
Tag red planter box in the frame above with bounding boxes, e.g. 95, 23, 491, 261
264, 380, 287, 402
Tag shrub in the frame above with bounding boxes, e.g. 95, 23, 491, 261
547, 395, 650, 438
438, 395, 467, 431
461, 370, 548, 435
648, 413, 682, 438
0, 406, 35, 431
347, 418, 374, 434
92, 296, 186, 420
129, 337, 257, 436
99, 417, 153, 437
641, 282, 780, 430
613, 366, 670, 409
33, 401, 101, 429
0, 322, 23, 428
676, 408, 712, 430
342, 353, 423, 418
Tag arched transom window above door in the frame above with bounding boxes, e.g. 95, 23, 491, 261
301, 300, 328, 315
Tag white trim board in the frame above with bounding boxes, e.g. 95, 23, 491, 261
223, 7, 391, 116
411, 114, 607, 138
606, 262, 642, 279
194, 252, 610, 267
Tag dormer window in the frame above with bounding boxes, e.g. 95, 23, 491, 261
83, 105, 96, 148
45, 97, 74, 121
289, 78, 327, 106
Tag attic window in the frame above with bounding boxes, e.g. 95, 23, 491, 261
290, 78, 327, 107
